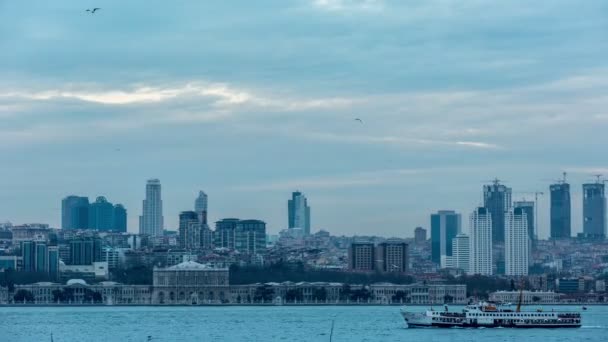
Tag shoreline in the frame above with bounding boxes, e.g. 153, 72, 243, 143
0, 303, 604, 308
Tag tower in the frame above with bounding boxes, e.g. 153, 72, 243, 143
505, 207, 529, 276
550, 181, 571, 239
288, 191, 311, 235
469, 207, 493, 276
583, 182, 606, 239
483, 180, 512, 243
139, 179, 164, 237
430, 210, 461, 267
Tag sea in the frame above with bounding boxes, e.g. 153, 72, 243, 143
0, 305, 606, 342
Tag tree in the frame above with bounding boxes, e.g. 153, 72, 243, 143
312, 288, 327, 302
444, 294, 454, 304
13, 289, 34, 303
532, 296, 541, 303
350, 288, 371, 302
285, 289, 303, 303
339, 284, 351, 301
83, 289, 103, 303
253, 285, 274, 303
392, 290, 407, 303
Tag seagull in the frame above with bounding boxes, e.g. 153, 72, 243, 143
86, 8, 101, 13
354, 118, 363, 124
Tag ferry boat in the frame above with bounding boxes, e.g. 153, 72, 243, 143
401, 302, 581, 328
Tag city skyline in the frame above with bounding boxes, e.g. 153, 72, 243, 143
2, 1, 608, 237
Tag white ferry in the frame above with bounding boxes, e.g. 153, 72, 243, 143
401, 302, 581, 328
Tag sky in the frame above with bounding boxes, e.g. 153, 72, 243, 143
1, 0, 608, 238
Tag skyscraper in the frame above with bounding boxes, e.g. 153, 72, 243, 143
505, 207, 529, 276
583, 182, 606, 239
69, 237, 103, 265
195, 191, 208, 225
179, 211, 201, 250
514, 201, 535, 242
61, 196, 89, 229
113, 204, 127, 232
469, 207, 493, 276
550, 182, 571, 239
483, 180, 512, 243
430, 210, 461, 267
452, 234, 470, 273
139, 179, 164, 237
288, 191, 311, 235
88, 196, 115, 231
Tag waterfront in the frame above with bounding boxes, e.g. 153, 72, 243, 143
1, 305, 607, 342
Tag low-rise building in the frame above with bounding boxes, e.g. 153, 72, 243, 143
489, 290, 563, 304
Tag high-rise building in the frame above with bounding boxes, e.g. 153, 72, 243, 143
113, 204, 127, 232
550, 183, 571, 239
139, 179, 164, 237
288, 191, 311, 235
179, 211, 201, 250
514, 201, 535, 242
348, 242, 375, 271
583, 183, 606, 239
235, 220, 266, 255
414, 227, 427, 243
20, 241, 57, 276
48, 246, 59, 279
452, 234, 470, 273
505, 207, 529, 276
376, 240, 409, 273
69, 237, 103, 265
469, 207, 493, 276
195, 191, 208, 225
431, 210, 461, 268
88, 196, 115, 231
483, 180, 512, 243
215, 218, 239, 249
61, 196, 90, 229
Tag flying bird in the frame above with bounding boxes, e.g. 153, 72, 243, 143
354, 118, 363, 124
86, 8, 101, 13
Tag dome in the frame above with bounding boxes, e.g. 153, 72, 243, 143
66, 279, 88, 286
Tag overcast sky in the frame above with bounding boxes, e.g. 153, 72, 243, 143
1, 0, 608, 238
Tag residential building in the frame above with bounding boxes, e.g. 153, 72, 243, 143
61, 196, 89, 230
550, 182, 571, 238
69, 237, 103, 265
235, 220, 266, 255
414, 227, 427, 243
288, 191, 311, 235
483, 180, 512, 243
451, 234, 470, 273
139, 179, 164, 236
469, 207, 493, 275
88, 196, 114, 231
431, 210, 461, 267
514, 201, 535, 242
348, 242, 375, 271
179, 211, 201, 250
376, 240, 409, 273
113, 204, 127, 232
215, 218, 239, 249
505, 207, 529, 276
582, 183, 606, 239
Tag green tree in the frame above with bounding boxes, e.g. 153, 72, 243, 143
312, 288, 328, 302
253, 285, 274, 303
392, 290, 407, 303
13, 289, 34, 303
285, 289, 303, 302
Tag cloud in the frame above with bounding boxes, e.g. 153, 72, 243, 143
311, 0, 384, 12
232, 168, 426, 191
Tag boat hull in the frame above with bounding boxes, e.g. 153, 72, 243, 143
401, 312, 581, 329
